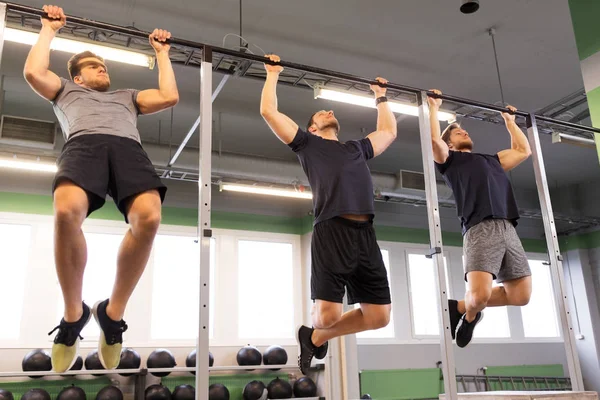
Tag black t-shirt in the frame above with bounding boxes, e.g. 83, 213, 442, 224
288, 128, 375, 225
435, 150, 520, 235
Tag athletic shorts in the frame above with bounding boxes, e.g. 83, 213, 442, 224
52, 134, 167, 222
311, 217, 391, 305
463, 218, 531, 283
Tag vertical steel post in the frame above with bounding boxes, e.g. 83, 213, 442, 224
195, 46, 213, 400
416, 91, 458, 400
0, 3, 7, 71
526, 114, 584, 390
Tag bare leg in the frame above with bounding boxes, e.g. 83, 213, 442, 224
312, 303, 391, 347
107, 190, 161, 321
462, 271, 493, 322
54, 180, 89, 322
457, 275, 532, 315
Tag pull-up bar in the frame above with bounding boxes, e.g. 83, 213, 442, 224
6, 1, 600, 135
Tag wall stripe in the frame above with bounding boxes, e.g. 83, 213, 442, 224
0, 190, 558, 253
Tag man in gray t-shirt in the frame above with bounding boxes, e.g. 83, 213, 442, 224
24, 5, 179, 373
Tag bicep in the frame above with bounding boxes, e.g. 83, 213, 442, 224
136, 89, 167, 115
24, 70, 62, 101
261, 111, 299, 144
432, 138, 449, 164
497, 149, 528, 171
366, 130, 395, 157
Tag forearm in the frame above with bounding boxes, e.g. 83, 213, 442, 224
155, 51, 178, 101
376, 101, 396, 135
429, 106, 442, 140
260, 72, 280, 114
506, 120, 531, 153
24, 26, 55, 75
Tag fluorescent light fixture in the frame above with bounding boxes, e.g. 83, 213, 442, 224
0, 158, 57, 173
220, 183, 313, 199
314, 86, 456, 122
4, 27, 154, 68
552, 132, 596, 149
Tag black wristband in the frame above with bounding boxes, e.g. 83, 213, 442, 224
375, 96, 388, 106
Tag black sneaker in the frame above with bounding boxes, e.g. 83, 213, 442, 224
296, 325, 318, 374
92, 299, 128, 369
48, 302, 92, 373
314, 340, 328, 360
455, 311, 484, 348
448, 299, 463, 340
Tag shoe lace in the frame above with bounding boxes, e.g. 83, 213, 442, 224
107, 320, 128, 344
48, 322, 84, 342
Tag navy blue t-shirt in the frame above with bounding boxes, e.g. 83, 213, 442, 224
435, 150, 520, 235
288, 128, 375, 225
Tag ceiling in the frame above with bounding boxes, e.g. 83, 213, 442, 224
1, 0, 599, 192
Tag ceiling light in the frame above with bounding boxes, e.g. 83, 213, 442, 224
314, 86, 456, 122
551, 132, 596, 149
4, 27, 154, 68
220, 183, 312, 199
0, 158, 58, 173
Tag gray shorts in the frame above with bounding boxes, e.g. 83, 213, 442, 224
463, 218, 531, 283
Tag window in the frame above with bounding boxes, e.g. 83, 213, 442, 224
522, 260, 559, 337
0, 224, 31, 340
357, 249, 394, 339
151, 235, 216, 340
55, 233, 119, 339
407, 253, 449, 336
238, 240, 294, 339
469, 280, 511, 338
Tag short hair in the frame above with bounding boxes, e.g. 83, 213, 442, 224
67, 51, 104, 80
306, 112, 318, 131
441, 122, 460, 144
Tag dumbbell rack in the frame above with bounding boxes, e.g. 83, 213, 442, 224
0, 365, 326, 400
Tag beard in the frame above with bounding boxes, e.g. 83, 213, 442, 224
453, 140, 473, 151
88, 78, 110, 92
320, 120, 340, 135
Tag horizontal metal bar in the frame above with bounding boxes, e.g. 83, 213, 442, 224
0, 364, 323, 377
433, 93, 529, 118
536, 115, 600, 134
6, 2, 600, 137
4, 2, 204, 49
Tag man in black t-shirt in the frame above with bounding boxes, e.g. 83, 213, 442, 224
260, 54, 397, 373
428, 89, 533, 348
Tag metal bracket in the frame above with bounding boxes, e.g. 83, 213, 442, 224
426, 246, 442, 259
203, 229, 213, 238
557, 254, 563, 262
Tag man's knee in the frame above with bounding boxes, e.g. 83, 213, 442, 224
128, 193, 162, 238
313, 305, 342, 329
54, 184, 88, 229
364, 304, 391, 330
469, 289, 491, 309
130, 208, 161, 237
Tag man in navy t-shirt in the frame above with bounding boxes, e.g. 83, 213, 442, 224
260, 54, 397, 373
428, 89, 533, 348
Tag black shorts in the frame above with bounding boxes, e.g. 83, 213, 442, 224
52, 134, 167, 222
311, 217, 391, 305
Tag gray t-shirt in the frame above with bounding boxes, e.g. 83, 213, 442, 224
52, 78, 141, 142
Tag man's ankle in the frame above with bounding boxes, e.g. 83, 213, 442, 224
64, 304, 83, 323
311, 329, 324, 348
464, 311, 478, 323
